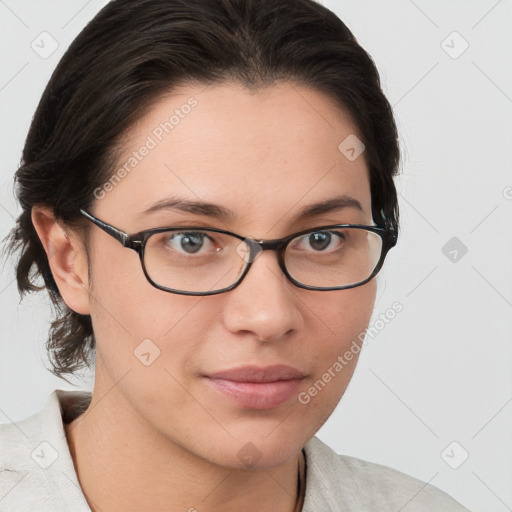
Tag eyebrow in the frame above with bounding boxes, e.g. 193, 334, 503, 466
139, 194, 363, 222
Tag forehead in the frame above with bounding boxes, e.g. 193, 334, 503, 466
98, 80, 372, 233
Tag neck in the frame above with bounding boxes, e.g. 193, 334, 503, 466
64, 370, 303, 512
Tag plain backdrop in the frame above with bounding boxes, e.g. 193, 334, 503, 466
1, 1, 511, 511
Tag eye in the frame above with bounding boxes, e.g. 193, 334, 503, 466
165, 231, 217, 255
293, 230, 345, 252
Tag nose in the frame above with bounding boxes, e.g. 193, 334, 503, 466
221, 250, 304, 342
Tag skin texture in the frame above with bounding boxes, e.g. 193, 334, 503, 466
32, 81, 376, 512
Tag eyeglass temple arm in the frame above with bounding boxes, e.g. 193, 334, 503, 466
79, 209, 132, 247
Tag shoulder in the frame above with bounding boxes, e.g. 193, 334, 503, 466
0, 389, 92, 511
303, 436, 472, 511
0, 389, 90, 469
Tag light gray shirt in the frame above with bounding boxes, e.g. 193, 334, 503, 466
0, 389, 472, 511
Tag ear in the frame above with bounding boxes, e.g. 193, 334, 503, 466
31, 206, 91, 315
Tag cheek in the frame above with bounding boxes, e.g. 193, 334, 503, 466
87, 248, 215, 372
88, 262, 216, 427
297, 281, 376, 422
308, 279, 376, 351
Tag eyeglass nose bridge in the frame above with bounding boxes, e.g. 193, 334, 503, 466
239, 237, 289, 265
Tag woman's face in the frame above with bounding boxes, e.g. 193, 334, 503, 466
84, 80, 376, 469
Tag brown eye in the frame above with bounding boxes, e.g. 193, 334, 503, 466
308, 232, 331, 251
292, 230, 345, 252
169, 232, 207, 253
161, 231, 220, 255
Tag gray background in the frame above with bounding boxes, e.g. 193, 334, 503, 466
1, 1, 511, 510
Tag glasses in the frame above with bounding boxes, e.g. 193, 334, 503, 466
79, 209, 397, 296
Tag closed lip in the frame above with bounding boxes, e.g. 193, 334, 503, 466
206, 365, 306, 383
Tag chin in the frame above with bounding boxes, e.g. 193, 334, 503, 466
200, 426, 308, 471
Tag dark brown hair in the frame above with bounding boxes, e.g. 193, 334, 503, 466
5, 0, 400, 380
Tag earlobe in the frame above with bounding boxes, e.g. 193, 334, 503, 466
31, 207, 91, 315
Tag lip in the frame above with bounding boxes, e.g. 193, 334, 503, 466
208, 365, 306, 383
205, 365, 306, 410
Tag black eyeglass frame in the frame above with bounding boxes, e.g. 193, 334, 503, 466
79, 208, 398, 296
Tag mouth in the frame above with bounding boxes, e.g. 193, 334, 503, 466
204, 365, 306, 410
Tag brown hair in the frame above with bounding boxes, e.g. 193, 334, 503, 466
5, 0, 400, 380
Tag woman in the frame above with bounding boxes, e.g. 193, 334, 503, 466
1, 0, 472, 510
